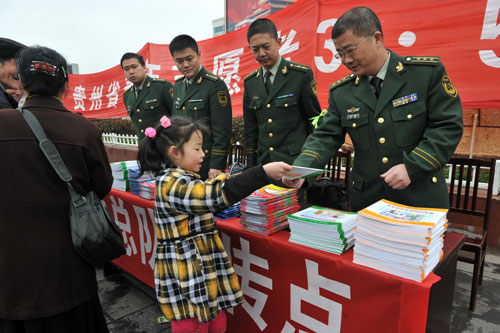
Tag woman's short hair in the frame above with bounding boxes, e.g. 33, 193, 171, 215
16, 46, 68, 96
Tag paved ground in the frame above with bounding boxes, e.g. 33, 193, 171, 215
98, 247, 500, 333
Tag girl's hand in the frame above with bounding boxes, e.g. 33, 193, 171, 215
263, 162, 293, 181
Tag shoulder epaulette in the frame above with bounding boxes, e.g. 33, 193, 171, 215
288, 62, 310, 72
152, 78, 166, 83
403, 56, 440, 65
329, 73, 356, 90
175, 76, 185, 82
244, 69, 259, 81
204, 73, 219, 81
124, 86, 133, 94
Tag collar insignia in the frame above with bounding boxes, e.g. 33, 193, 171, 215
396, 62, 404, 72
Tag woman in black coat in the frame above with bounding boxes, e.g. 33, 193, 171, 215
0, 46, 113, 333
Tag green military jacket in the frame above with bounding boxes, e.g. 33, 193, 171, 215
294, 51, 463, 211
243, 58, 321, 167
172, 66, 232, 179
123, 75, 173, 141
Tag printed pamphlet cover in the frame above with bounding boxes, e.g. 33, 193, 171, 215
359, 199, 447, 226
246, 184, 296, 199
283, 166, 327, 180
288, 206, 357, 225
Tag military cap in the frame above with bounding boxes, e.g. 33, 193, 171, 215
0, 37, 26, 59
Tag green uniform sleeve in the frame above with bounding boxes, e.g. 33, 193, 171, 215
300, 69, 322, 133
208, 79, 232, 171
403, 62, 463, 181
243, 83, 258, 167
161, 80, 174, 117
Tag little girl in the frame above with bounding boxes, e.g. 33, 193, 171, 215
137, 116, 291, 332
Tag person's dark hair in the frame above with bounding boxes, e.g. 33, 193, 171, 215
332, 7, 383, 39
169, 35, 199, 56
120, 52, 145, 68
138, 116, 209, 176
247, 18, 278, 42
16, 46, 68, 96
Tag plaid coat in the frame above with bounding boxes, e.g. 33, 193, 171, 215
154, 168, 244, 322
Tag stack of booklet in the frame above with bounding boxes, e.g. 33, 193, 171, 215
353, 199, 448, 282
288, 206, 357, 254
240, 184, 299, 236
111, 160, 138, 191
214, 203, 241, 220
138, 180, 155, 200
128, 168, 155, 195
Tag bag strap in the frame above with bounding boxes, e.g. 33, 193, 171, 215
17, 106, 83, 203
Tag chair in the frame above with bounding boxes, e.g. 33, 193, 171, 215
446, 157, 496, 311
321, 150, 352, 186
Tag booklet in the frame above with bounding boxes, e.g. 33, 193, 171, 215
283, 166, 326, 180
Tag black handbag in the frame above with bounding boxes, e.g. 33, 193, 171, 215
307, 176, 348, 211
18, 107, 126, 266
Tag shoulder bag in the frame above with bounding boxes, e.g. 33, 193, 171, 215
17, 107, 126, 266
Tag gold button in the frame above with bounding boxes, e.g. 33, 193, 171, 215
285, 103, 288, 107
407, 114, 412, 119
136, 108, 140, 112
382, 157, 389, 163
194, 107, 198, 111
379, 137, 386, 144
182, 106, 186, 110
432, 177, 438, 183
267, 104, 271, 109
138, 119, 142, 123
140, 129, 144, 133
269, 133, 273, 138
205, 149, 209, 154
150, 106, 154, 109
352, 180, 355, 185
352, 123, 357, 128
254, 106, 257, 110
378, 117, 384, 124
268, 118, 272, 123
269, 147, 274, 152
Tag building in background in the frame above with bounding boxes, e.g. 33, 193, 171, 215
212, 17, 226, 37
67, 63, 79, 74
226, 0, 297, 32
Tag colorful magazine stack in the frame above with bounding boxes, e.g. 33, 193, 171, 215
128, 168, 155, 195
214, 203, 241, 220
240, 184, 299, 236
353, 199, 448, 282
139, 180, 155, 200
288, 206, 357, 254
111, 160, 138, 191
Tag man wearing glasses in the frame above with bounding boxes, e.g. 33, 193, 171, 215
284, 7, 463, 211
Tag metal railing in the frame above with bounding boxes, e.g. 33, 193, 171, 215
102, 133, 138, 146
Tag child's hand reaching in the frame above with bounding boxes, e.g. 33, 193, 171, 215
262, 162, 293, 181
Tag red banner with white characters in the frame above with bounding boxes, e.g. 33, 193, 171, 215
64, 0, 500, 118
103, 189, 442, 332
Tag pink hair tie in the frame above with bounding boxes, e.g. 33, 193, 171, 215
144, 127, 156, 138
160, 116, 171, 128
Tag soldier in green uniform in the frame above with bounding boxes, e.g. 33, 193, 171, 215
283, 7, 463, 211
169, 34, 232, 180
243, 18, 321, 169
121, 53, 173, 141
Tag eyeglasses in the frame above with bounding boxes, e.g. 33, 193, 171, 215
334, 32, 375, 60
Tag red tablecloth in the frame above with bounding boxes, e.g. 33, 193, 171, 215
103, 189, 462, 333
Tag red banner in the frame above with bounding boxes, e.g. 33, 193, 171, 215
103, 189, 441, 332
66, 0, 500, 118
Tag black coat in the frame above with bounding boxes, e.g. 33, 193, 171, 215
0, 95, 113, 319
